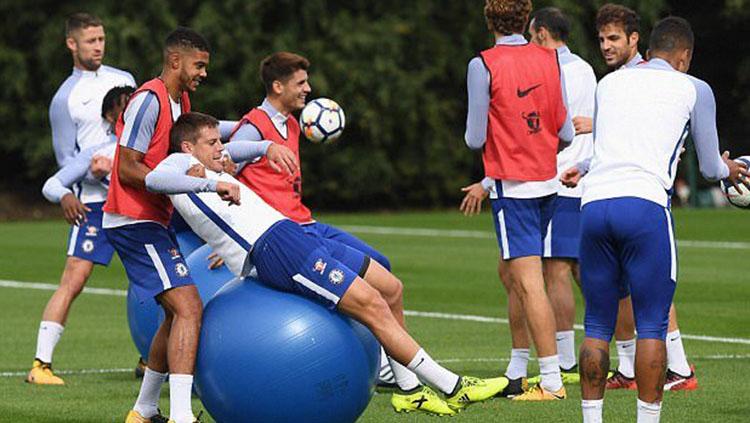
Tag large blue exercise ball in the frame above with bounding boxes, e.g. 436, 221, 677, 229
126, 244, 234, 360
175, 229, 205, 259
194, 278, 380, 423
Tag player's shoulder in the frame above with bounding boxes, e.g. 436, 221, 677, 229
50, 70, 82, 105
100, 65, 136, 85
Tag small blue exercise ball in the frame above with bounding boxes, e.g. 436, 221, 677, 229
194, 278, 380, 423
126, 244, 234, 360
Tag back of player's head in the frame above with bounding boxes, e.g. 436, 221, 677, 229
65, 12, 103, 37
531, 7, 570, 42
101, 85, 135, 120
484, 0, 532, 36
596, 3, 640, 37
170, 112, 219, 153
649, 16, 694, 53
164, 27, 211, 55
260, 52, 310, 93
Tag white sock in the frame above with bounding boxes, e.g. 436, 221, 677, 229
133, 368, 167, 418
35, 321, 64, 364
169, 374, 195, 423
388, 357, 420, 391
379, 347, 395, 383
616, 339, 636, 378
538, 355, 563, 392
556, 330, 577, 370
666, 330, 691, 376
636, 398, 662, 423
582, 399, 604, 423
407, 348, 460, 395
505, 348, 530, 380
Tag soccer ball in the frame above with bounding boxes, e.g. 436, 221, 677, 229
300, 98, 345, 144
721, 156, 750, 209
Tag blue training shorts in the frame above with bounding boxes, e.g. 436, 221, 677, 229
251, 220, 368, 310
67, 202, 115, 265
490, 191, 556, 260
302, 221, 391, 270
580, 198, 677, 341
105, 222, 194, 303
543, 196, 581, 259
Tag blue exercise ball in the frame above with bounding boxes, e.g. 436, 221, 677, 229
175, 229, 205, 258
194, 278, 380, 423
126, 244, 234, 360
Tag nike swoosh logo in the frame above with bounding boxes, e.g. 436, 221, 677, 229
82, 99, 93, 105
669, 337, 679, 342
412, 357, 425, 370
517, 84, 542, 98
551, 392, 565, 399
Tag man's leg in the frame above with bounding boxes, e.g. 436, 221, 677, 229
507, 256, 563, 396
664, 304, 697, 390
498, 259, 531, 396
607, 296, 638, 389
27, 257, 94, 385
158, 285, 203, 423
131, 311, 172, 419
543, 258, 577, 371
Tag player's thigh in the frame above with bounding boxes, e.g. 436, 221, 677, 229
67, 202, 115, 266
252, 220, 360, 310
620, 202, 676, 340
543, 196, 581, 260
491, 195, 555, 260
104, 222, 194, 304
306, 222, 391, 269
579, 201, 623, 342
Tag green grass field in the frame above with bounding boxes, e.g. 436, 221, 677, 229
1, 209, 748, 422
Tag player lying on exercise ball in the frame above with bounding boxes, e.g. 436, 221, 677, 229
144, 112, 509, 416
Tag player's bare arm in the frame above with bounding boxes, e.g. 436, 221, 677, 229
117, 147, 152, 189
573, 116, 593, 135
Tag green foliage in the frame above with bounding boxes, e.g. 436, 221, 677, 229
24, 0, 750, 210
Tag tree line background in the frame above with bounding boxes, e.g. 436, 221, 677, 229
1, 0, 747, 211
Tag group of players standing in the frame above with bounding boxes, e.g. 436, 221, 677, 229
25, 1, 749, 422
460, 1, 748, 422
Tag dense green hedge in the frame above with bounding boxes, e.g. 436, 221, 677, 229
10, 0, 747, 210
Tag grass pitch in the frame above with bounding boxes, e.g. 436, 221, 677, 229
0, 209, 748, 422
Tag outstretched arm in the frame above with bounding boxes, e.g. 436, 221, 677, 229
145, 154, 241, 205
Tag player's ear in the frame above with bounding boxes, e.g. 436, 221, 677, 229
645, 49, 651, 60
272, 80, 284, 96
167, 50, 181, 70
181, 140, 193, 154
629, 31, 639, 46
66, 36, 77, 52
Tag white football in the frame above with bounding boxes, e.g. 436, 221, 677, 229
721, 155, 750, 209
299, 98, 345, 144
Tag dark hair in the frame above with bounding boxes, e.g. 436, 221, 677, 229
101, 85, 135, 119
65, 12, 103, 36
531, 7, 570, 42
164, 27, 211, 54
484, 0, 532, 36
169, 112, 219, 153
649, 16, 694, 53
260, 52, 310, 93
596, 3, 640, 37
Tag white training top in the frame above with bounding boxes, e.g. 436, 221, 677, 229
555, 46, 597, 198
582, 58, 729, 207
50, 65, 135, 167
149, 153, 286, 277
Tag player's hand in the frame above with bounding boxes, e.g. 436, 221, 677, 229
207, 252, 225, 269
222, 155, 238, 175
186, 164, 206, 178
722, 151, 750, 192
90, 155, 112, 179
60, 193, 91, 226
560, 166, 582, 188
459, 183, 489, 216
216, 181, 241, 206
573, 116, 593, 135
266, 144, 298, 175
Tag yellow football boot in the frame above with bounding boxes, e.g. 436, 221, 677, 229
391, 385, 456, 416
512, 383, 567, 401
445, 376, 509, 409
25, 359, 64, 385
